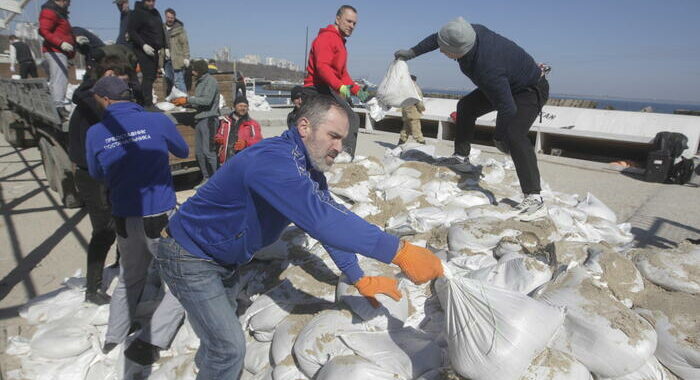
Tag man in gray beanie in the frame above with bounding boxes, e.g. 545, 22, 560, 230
395, 17, 549, 221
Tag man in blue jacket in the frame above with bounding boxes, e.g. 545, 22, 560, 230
156, 94, 444, 379
85, 76, 189, 365
395, 17, 550, 221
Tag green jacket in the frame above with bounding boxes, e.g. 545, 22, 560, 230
165, 20, 190, 70
189, 73, 220, 120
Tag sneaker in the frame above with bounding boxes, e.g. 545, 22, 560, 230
102, 342, 118, 355
85, 289, 111, 305
515, 194, 547, 221
194, 178, 208, 190
124, 339, 160, 366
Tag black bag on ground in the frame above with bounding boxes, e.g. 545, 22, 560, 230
644, 150, 673, 183
668, 157, 696, 185
644, 132, 689, 183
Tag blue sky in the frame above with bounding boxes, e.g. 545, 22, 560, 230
7, 0, 700, 103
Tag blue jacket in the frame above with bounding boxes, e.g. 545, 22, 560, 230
86, 102, 189, 217
412, 24, 541, 139
168, 128, 399, 283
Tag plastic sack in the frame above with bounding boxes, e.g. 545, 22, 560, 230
583, 246, 644, 307
316, 355, 401, 380
576, 193, 617, 223
339, 328, 443, 379
521, 348, 592, 380
635, 305, 699, 380
293, 309, 369, 378
244, 339, 272, 374
30, 321, 93, 359
165, 86, 188, 101
537, 266, 657, 378
366, 97, 388, 122
467, 252, 552, 295
598, 355, 677, 380
634, 245, 700, 294
435, 262, 565, 380
376, 60, 422, 108
156, 101, 176, 111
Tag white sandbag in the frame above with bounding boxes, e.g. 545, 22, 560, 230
448, 220, 520, 253
421, 180, 462, 206
435, 262, 565, 380
598, 355, 677, 380
384, 187, 423, 203
330, 181, 372, 203
467, 252, 552, 294
446, 192, 491, 209
248, 93, 272, 111
336, 273, 408, 327
150, 354, 197, 380
447, 253, 497, 273
244, 294, 293, 342
51, 350, 97, 380
351, 202, 380, 218
271, 313, 315, 366
634, 246, 700, 294
155, 101, 176, 111
537, 266, 657, 378
315, 355, 401, 380
272, 361, 308, 380
481, 161, 506, 184
30, 321, 93, 359
19, 287, 84, 324
339, 328, 443, 379
244, 340, 272, 374
393, 167, 422, 178
165, 86, 188, 101
293, 309, 369, 378
577, 193, 617, 223
366, 97, 388, 122
521, 348, 592, 380
376, 60, 421, 108
375, 174, 422, 192
583, 246, 644, 307
635, 305, 699, 380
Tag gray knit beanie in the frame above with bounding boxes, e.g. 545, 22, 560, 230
437, 17, 476, 57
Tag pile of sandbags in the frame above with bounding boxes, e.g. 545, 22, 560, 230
6, 144, 698, 380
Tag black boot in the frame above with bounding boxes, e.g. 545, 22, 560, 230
124, 339, 160, 365
85, 289, 111, 305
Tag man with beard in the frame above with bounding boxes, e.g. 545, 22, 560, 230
127, 0, 165, 107
213, 96, 262, 164
163, 7, 190, 93
155, 94, 444, 379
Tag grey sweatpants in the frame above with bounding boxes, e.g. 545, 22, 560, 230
44, 51, 69, 105
195, 116, 219, 178
105, 211, 184, 349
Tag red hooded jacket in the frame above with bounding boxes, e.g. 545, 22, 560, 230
38, 1, 75, 58
303, 25, 360, 95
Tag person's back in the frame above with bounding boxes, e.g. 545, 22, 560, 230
86, 102, 187, 216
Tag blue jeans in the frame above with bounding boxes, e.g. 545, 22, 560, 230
164, 60, 187, 93
155, 238, 245, 379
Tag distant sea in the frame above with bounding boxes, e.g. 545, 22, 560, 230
422, 88, 700, 115
255, 85, 699, 114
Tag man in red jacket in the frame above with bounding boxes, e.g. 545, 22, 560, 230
303, 4, 368, 159
214, 96, 263, 164
39, 0, 75, 116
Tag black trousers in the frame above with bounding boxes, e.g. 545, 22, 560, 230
74, 167, 117, 294
19, 61, 38, 78
134, 47, 159, 107
301, 85, 360, 158
456, 78, 549, 194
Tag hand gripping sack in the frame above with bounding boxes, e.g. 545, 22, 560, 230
376, 60, 422, 108
435, 262, 565, 380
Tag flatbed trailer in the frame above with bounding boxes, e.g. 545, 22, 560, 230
0, 78, 200, 208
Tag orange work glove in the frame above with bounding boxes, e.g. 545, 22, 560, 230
392, 242, 444, 284
233, 139, 246, 151
354, 276, 402, 308
171, 97, 187, 106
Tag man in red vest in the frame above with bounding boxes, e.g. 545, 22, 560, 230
303, 4, 369, 159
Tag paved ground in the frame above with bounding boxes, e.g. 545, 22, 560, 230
1, 109, 698, 376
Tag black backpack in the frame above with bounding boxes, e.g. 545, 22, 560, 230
651, 132, 688, 159
668, 157, 695, 185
